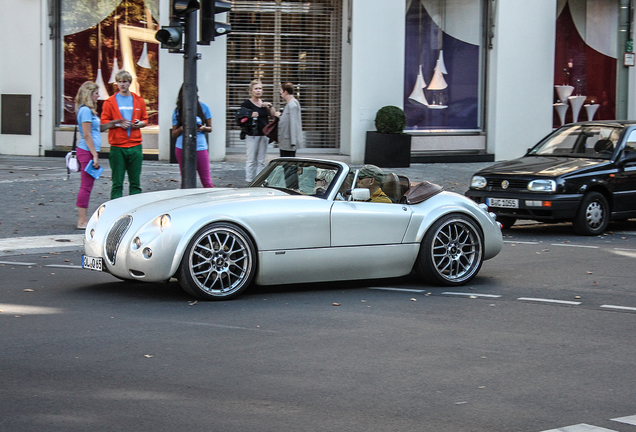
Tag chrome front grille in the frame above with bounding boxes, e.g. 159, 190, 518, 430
106, 216, 132, 265
486, 178, 529, 190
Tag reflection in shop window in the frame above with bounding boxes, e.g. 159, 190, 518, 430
60, 0, 159, 126
404, 0, 484, 131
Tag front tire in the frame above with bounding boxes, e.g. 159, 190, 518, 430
178, 223, 256, 300
572, 192, 609, 236
416, 214, 484, 286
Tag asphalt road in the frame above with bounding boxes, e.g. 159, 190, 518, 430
1, 225, 636, 432
2, 154, 636, 431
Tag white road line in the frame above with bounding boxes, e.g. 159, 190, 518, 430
442, 292, 502, 298
369, 287, 426, 293
0, 261, 37, 266
601, 305, 636, 312
45, 264, 82, 269
614, 247, 636, 251
540, 423, 617, 432
612, 415, 636, 425
503, 240, 540, 244
518, 297, 582, 306
0, 303, 63, 315
550, 243, 599, 249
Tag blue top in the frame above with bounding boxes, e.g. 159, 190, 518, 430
76, 106, 101, 152
172, 102, 212, 151
116, 93, 134, 137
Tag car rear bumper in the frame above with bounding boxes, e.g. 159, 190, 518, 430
465, 190, 583, 221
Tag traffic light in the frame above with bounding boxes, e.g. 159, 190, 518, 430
199, 0, 232, 44
156, 26, 183, 50
171, 0, 199, 18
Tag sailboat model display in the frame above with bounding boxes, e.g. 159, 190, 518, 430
427, 50, 448, 109
409, 65, 429, 106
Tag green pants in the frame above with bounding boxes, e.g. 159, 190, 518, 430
109, 145, 143, 199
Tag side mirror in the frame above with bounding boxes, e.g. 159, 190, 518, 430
617, 152, 636, 167
351, 188, 371, 201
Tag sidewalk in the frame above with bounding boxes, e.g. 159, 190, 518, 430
0, 152, 493, 252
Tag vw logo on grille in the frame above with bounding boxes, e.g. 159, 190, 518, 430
501, 180, 510, 189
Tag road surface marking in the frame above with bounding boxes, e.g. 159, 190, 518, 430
540, 423, 617, 431
369, 287, 426, 293
0, 303, 63, 315
551, 243, 599, 249
518, 297, 582, 305
442, 292, 502, 298
44, 264, 83, 269
612, 415, 636, 425
600, 305, 636, 312
504, 240, 540, 244
0, 260, 37, 266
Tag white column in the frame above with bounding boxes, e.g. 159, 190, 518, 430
487, 0, 557, 161
342, 0, 405, 164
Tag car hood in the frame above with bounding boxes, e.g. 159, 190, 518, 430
476, 156, 605, 177
101, 187, 290, 216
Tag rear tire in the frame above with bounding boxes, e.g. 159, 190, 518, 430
572, 192, 609, 236
416, 214, 484, 286
178, 223, 256, 300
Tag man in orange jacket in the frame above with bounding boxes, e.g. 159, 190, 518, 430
101, 70, 148, 199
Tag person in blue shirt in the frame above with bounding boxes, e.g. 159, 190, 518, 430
171, 85, 214, 188
74, 81, 121, 229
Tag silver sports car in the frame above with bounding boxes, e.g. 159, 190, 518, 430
82, 158, 503, 300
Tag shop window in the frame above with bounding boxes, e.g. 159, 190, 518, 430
59, 0, 159, 126
553, 1, 617, 127
404, 0, 485, 131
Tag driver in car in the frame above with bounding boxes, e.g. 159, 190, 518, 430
356, 165, 392, 203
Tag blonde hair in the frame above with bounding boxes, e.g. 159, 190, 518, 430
248, 79, 263, 95
115, 70, 132, 83
75, 81, 99, 116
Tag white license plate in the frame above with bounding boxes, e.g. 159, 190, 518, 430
82, 255, 103, 271
487, 198, 519, 208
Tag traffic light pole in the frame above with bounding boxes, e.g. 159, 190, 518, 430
181, 9, 198, 189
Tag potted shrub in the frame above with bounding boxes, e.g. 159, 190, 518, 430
364, 105, 411, 168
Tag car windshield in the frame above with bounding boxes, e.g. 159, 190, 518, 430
528, 124, 623, 159
250, 159, 341, 197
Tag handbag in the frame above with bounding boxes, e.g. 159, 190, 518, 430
65, 125, 80, 179
263, 116, 279, 142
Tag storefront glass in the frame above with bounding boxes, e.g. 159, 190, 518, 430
403, 0, 485, 131
60, 0, 159, 126
553, 0, 618, 127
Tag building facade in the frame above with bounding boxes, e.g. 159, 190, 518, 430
2, 0, 635, 163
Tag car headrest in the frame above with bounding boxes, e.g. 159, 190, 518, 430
382, 173, 403, 203
594, 139, 613, 153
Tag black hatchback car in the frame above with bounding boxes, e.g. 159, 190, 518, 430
466, 121, 636, 235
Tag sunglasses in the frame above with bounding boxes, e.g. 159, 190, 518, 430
315, 178, 326, 182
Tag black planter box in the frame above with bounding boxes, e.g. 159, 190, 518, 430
364, 131, 411, 168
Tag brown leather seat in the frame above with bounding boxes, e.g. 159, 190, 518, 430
382, 173, 403, 203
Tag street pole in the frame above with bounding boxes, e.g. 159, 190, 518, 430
181, 9, 198, 189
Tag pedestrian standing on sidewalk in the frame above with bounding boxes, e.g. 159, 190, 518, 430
74, 81, 122, 229
276, 82, 304, 157
172, 85, 214, 188
241, 79, 276, 182
101, 70, 148, 199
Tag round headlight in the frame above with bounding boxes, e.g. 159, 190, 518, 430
471, 176, 487, 189
528, 179, 556, 192
159, 214, 171, 231
96, 204, 106, 220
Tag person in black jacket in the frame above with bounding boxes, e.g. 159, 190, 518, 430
241, 79, 276, 182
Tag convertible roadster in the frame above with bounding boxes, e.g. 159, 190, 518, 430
82, 158, 503, 300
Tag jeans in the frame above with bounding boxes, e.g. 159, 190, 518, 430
76, 148, 96, 208
109, 145, 143, 199
245, 135, 268, 182
174, 147, 214, 188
